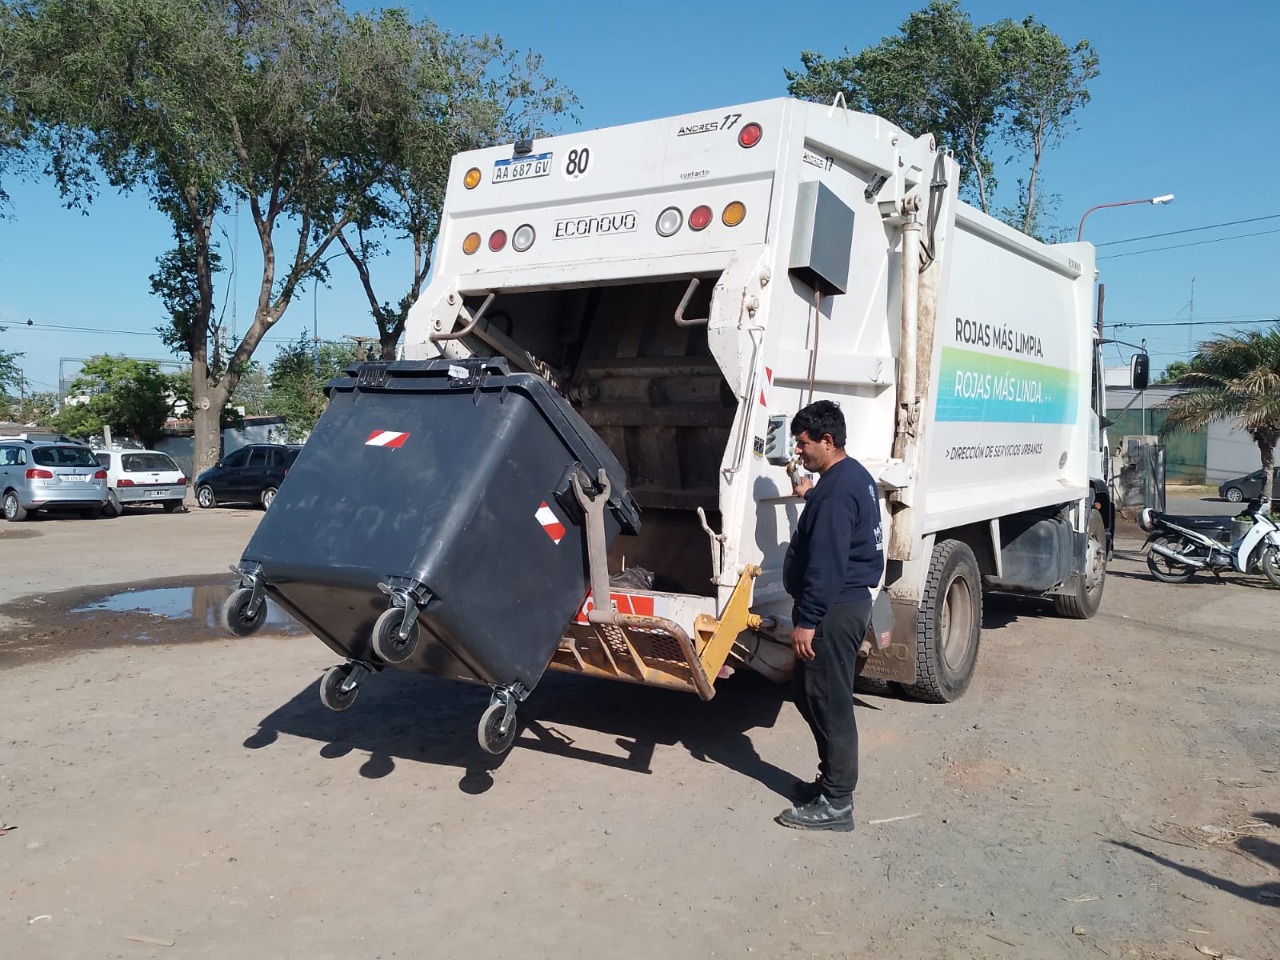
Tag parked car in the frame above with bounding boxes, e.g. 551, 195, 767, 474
1218, 467, 1280, 503
94, 449, 188, 516
0, 439, 109, 521
194, 443, 300, 510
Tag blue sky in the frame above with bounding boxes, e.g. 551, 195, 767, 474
2, 0, 1278, 395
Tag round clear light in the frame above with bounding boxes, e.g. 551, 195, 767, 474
512, 224, 536, 252
656, 206, 683, 237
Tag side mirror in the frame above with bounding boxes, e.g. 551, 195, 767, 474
214, 460, 223, 468
1130, 353, 1150, 391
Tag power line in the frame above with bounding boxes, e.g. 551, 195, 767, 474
1113, 317, 1278, 330
2, 316, 329, 345
1095, 213, 1280, 247
1098, 228, 1280, 261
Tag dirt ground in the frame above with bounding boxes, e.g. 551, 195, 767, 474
1, 507, 1276, 960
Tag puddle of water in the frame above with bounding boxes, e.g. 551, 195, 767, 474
74, 585, 295, 629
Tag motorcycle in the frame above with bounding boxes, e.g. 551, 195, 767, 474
1139, 496, 1280, 586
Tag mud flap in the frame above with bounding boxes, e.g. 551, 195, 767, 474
858, 595, 918, 684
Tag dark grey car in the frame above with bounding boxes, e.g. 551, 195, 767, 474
1218, 467, 1280, 503
193, 443, 301, 509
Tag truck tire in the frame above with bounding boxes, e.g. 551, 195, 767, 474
1054, 510, 1106, 619
901, 539, 981, 703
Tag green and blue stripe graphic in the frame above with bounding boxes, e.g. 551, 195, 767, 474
935, 347, 1078, 424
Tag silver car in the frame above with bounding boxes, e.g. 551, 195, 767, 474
94, 449, 188, 515
0, 440, 110, 521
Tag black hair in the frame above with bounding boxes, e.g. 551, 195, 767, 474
791, 400, 845, 448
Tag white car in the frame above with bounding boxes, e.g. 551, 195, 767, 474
93, 449, 188, 516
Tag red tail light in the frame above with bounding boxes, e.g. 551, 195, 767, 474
689, 205, 713, 231
94, 469, 108, 480
118, 477, 134, 486
738, 123, 762, 148
179, 476, 188, 486
489, 229, 507, 252
26, 468, 54, 479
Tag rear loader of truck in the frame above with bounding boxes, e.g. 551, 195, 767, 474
228, 97, 1116, 752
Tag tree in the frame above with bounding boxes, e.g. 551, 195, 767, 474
0, 325, 20, 396
994, 15, 1098, 235
267, 332, 367, 440
1, 389, 56, 423
1154, 359, 1192, 385
334, 17, 577, 359
48, 355, 176, 446
785, 1, 1097, 232
1160, 327, 1280, 500
8, 0, 442, 481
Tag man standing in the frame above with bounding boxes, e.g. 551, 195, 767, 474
776, 400, 884, 832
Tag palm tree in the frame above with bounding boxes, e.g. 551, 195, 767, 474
1160, 325, 1280, 501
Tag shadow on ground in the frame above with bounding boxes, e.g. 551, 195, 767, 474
1111, 830, 1280, 908
244, 668, 807, 797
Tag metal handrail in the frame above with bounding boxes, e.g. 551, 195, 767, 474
673, 278, 709, 326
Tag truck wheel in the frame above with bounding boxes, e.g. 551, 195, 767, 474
901, 539, 981, 703
1054, 510, 1106, 619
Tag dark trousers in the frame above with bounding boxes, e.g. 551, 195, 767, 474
792, 598, 871, 807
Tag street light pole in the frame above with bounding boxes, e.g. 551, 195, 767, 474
1077, 194, 1175, 242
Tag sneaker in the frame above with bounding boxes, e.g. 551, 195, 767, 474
790, 777, 822, 805
775, 795, 854, 832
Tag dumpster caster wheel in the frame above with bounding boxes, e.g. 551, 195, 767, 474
221, 587, 267, 637
371, 607, 419, 664
320, 664, 362, 712
478, 701, 517, 755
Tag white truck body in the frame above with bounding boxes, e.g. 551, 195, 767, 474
404, 97, 1110, 700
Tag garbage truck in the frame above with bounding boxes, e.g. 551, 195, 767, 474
225, 97, 1125, 754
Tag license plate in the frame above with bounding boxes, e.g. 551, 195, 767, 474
60, 474, 88, 482
145, 489, 165, 498
492, 153, 552, 184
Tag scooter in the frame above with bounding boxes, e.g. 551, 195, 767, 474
1139, 496, 1280, 586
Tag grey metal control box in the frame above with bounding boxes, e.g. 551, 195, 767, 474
788, 180, 855, 296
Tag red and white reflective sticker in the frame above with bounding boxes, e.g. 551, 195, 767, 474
365, 430, 410, 448
758, 365, 773, 406
573, 591, 657, 624
535, 501, 567, 544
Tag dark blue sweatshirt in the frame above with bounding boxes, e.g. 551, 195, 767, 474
783, 456, 885, 628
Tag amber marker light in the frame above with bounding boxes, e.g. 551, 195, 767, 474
464, 167, 482, 189
462, 232, 481, 255
721, 201, 747, 227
